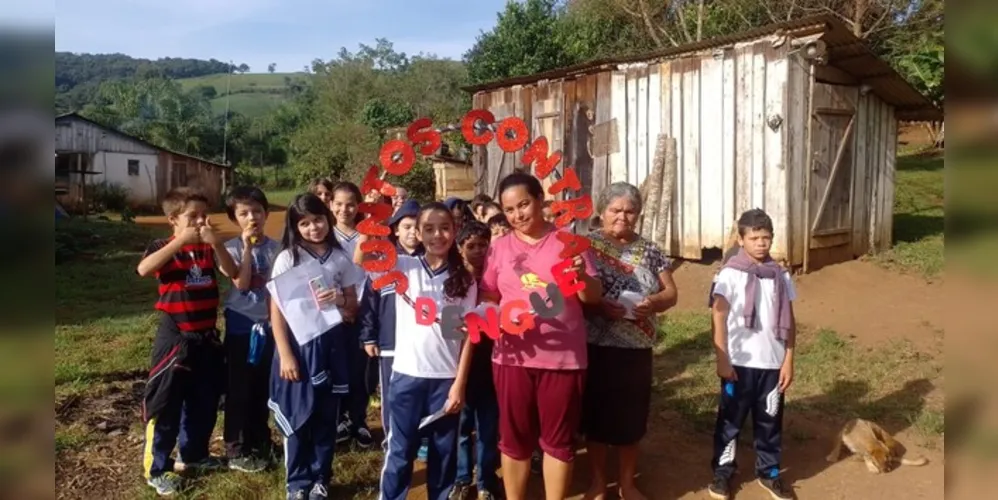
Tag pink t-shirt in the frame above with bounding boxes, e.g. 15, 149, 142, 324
481, 228, 597, 370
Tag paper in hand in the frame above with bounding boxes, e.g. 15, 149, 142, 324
616, 290, 645, 320
418, 407, 449, 430
266, 260, 343, 346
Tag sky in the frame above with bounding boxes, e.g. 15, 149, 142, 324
48, 0, 510, 71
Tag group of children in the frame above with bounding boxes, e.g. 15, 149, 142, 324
136, 178, 796, 500
136, 181, 529, 500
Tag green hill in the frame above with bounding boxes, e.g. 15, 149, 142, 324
177, 72, 309, 118
177, 72, 303, 94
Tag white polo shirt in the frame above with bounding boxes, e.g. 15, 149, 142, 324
711, 268, 796, 370
390, 255, 478, 379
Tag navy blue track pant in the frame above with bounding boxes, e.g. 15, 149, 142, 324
711, 365, 784, 480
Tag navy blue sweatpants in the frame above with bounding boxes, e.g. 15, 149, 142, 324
711, 365, 784, 480
342, 323, 376, 432
380, 373, 458, 500
378, 355, 395, 450
285, 391, 340, 494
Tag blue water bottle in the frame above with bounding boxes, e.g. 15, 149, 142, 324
247, 322, 269, 365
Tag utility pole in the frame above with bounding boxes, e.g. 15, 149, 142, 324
222, 60, 233, 165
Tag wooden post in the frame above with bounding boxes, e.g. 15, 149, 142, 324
802, 62, 816, 273
656, 137, 677, 248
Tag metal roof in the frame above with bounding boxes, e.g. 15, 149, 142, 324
55, 112, 232, 168
463, 14, 940, 122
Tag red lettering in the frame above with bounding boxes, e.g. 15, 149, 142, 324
548, 167, 581, 195
465, 307, 500, 343
461, 109, 495, 146
500, 300, 534, 335
379, 139, 415, 175
521, 136, 562, 179
360, 165, 397, 197
551, 258, 585, 297
414, 297, 437, 326
496, 117, 528, 153
555, 231, 591, 259
359, 239, 397, 273
407, 117, 441, 156
551, 195, 593, 228
357, 202, 392, 237
372, 271, 409, 295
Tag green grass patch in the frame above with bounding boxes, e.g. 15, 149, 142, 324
209, 92, 287, 118
266, 189, 300, 208
55, 424, 98, 454
871, 150, 944, 278
177, 73, 303, 94
653, 312, 943, 435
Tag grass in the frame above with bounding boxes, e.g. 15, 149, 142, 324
266, 189, 300, 208
177, 73, 303, 94
177, 72, 305, 118
55, 217, 943, 498
209, 93, 287, 118
652, 312, 944, 438
870, 149, 944, 278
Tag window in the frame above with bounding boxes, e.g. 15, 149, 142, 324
127, 159, 140, 176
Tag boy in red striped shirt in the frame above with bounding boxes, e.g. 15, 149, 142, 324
136, 187, 238, 496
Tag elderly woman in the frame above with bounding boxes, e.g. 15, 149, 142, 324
480, 172, 603, 500
582, 182, 678, 500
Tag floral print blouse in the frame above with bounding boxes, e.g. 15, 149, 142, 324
585, 230, 671, 349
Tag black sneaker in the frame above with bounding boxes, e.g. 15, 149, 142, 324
757, 476, 794, 500
707, 475, 730, 500
335, 421, 351, 444
354, 427, 375, 449
447, 482, 473, 500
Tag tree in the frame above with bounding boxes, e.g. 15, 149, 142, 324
237, 63, 250, 73
268, 63, 277, 73
191, 84, 217, 100
464, 0, 574, 85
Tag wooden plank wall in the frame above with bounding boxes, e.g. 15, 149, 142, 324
786, 54, 809, 266
470, 38, 797, 262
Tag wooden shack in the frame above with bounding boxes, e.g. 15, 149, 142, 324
430, 154, 475, 201
465, 15, 941, 272
55, 113, 232, 210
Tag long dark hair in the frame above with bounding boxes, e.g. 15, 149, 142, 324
419, 202, 474, 299
282, 193, 342, 266
331, 181, 364, 225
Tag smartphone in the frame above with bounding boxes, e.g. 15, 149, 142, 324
308, 276, 328, 308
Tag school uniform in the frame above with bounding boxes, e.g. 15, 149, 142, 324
358, 244, 423, 449
268, 246, 362, 495
140, 239, 224, 480
455, 335, 500, 494
378, 256, 477, 500
708, 265, 797, 482
222, 236, 281, 460
334, 227, 377, 437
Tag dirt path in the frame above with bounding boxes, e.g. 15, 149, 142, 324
118, 210, 944, 499
670, 259, 945, 353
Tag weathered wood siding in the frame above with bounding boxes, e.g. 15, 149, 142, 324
470, 36, 898, 269
55, 118, 159, 155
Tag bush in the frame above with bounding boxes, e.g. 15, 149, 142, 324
87, 182, 129, 212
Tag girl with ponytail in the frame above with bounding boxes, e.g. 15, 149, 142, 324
377, 202, 478, 500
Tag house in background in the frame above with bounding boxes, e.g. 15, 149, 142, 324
55, 113, 231, 210
465, 15, 941, 272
